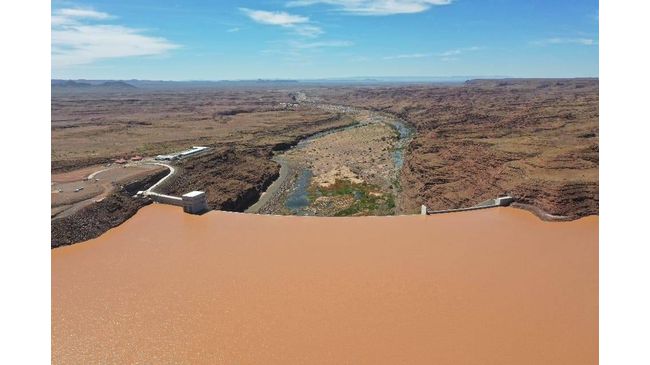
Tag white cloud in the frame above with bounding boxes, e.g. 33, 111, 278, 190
532, 38, 598, 46
52, 8, 179, 68
227, 27, 241, 33
437, 46, 481, 57
240, 8, 322, 37
293, 24, 324, 37
291, 40, 354, 48
240, 8, 309, 26
438, 49, 461, 57
286, 0, 453, 15
57, 8, 111, 19
383, 53, 430, 60
51, 8, 112, 26
382, 46, 480, 61
261, 38, 352, 52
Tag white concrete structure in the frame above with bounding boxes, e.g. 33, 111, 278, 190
148, 192, 183, 206
421, 195, 515, 215
495, 196, 514, 206
144, 163, 175, 194
155, 146, 209, 161
179, 146, 209, 158
182, 191, 209, 214
145, 191, 208, 215
154, 154, 178, 161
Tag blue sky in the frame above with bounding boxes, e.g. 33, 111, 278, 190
52, 0, 599, 80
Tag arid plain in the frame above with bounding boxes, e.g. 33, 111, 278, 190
51, 79, 598, 246
52, 79, 599, 364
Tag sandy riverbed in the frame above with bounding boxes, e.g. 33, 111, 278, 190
52, 205, 597, 364
252, 111, 412, 216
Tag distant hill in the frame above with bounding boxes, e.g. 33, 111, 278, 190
98, 80, 137, 89
51, 80, 93, 88
464, 77, 599, 88
52, 80, 137, 90
52, 76, 496, 91
56, 76, 600, 92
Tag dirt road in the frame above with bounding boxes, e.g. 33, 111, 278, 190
51, 163, 166, 219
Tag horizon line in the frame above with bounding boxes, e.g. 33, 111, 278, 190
52, 75, 599, 82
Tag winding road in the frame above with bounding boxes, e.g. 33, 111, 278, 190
144, 162, 175, 194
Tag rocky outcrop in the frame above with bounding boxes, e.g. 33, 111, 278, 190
161, 147, 280, 212
159, 116, 355, 213
51, 169, 169, 248
312, 79, 599, 219
51, 191, 151, 248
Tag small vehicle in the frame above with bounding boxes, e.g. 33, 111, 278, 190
74, 187, 84, 192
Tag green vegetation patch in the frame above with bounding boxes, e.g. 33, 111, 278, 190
309, 179, 395, 216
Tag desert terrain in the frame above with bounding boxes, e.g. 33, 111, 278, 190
307, 79, 599, 219
249, 109, 412, 216
52, 79, 598, 246
51, 79, 600, 363
51, 87, 354, 246
51, 163, 166, 219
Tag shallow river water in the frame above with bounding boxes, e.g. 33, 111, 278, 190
247, 114, 414, 216
285, 169, 313, 214
52, 204, 598, 364
390, 119, 414, 169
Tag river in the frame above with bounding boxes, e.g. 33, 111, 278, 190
52, 204, 598, 364
246, 110, 414, 216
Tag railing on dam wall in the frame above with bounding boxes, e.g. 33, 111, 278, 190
147, 192, 183, 206
421, 196, 514, 216
142, 191, 209, 215
134, 161, 208, 215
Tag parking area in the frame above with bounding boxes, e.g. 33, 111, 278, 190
52, 162, 165, 219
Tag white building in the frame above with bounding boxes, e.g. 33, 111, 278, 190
495, 196, 514, 206
155, 146, 209, 161
182, 191, 209, 214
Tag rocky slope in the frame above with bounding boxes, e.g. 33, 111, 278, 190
162, 146, 280, 211
51, 169, 169, 248
159, 116, 357, 209
310, 79, 599, 219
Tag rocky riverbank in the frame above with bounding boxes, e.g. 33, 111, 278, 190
52, 112, 358, 246
308, 79, 599, 219
249, 110, 413, 216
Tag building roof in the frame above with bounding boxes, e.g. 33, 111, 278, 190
182, 191, 205, 198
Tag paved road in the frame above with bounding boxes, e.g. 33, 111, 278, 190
144, 162, 175, 194
87, 167, 112, 180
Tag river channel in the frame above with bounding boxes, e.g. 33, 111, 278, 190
246, 110, 414, 216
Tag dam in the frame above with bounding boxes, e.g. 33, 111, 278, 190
145, 191, 209, 214
138, 161, 209, 214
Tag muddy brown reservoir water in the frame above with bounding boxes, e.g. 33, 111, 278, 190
52, 205, 597, 364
